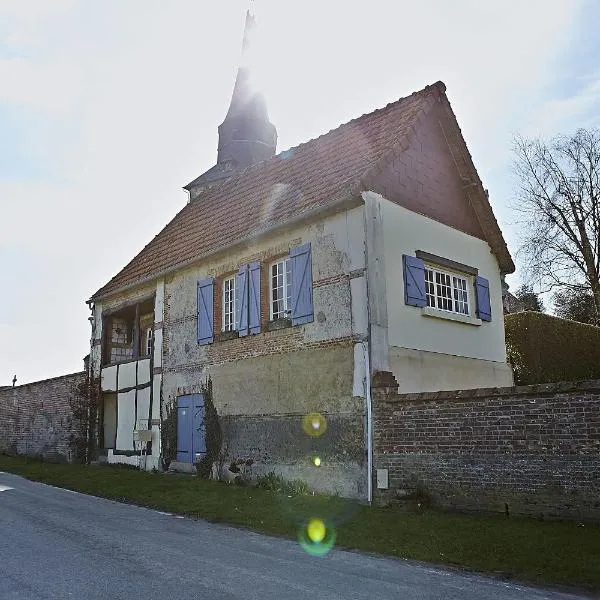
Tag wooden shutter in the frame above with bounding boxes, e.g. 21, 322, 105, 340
290, 243, 314, 325
403, 255, 426, 307
236, 265, 249, 337
475, 276, 492, 321
197, 277, 214, 345
248, 262, 261, 335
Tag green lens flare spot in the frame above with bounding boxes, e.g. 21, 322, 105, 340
312, 456, 322, 467
302, 413, 327, 438
298, 518, 336, 557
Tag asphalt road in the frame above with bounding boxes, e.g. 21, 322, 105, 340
0, 471, 590, 600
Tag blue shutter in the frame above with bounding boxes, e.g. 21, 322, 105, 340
235, 265, 249, 337
248, 262, 261, 335
290, 243, 314, 325
403, 255, 426, 307
475, 276, 492, 321
197, 277, 214, 345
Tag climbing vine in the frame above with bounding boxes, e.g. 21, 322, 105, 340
68, 374, 101, 464
196, 376, 222, 479
160, 398, 177, 471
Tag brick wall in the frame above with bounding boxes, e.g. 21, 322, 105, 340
0, 372, 86, 462
372, 373, 600, 521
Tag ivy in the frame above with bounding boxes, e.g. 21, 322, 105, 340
196, 376, 222, 479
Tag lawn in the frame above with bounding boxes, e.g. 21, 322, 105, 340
1, 454, 598, 593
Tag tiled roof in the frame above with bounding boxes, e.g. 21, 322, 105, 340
91, 81, 512, 301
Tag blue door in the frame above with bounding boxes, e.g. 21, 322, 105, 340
176, 394, 206, 463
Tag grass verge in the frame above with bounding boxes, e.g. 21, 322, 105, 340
1, 454, 598, 593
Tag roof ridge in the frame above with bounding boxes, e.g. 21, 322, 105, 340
91, 80, 452, 300
193, 81, 447, 197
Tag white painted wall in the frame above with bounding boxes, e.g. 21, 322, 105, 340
101, 366, 117, 391
116, 389, 136, 451
137, 358, 151, 386
137, 386, 151, 429
375, 194, 508, 362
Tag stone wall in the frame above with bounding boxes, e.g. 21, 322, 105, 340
372, 373, 600, 521
0, 372, 86, 462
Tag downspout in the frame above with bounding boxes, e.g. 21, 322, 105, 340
362, 341, 373, 504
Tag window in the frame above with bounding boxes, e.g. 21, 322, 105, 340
222, 276, 236, 332
270, 258, 292, 319
103, 298, 155, 365
145, 328, 153, 357
425, 266, 470, 315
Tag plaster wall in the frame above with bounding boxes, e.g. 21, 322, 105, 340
365, 193, 511, 391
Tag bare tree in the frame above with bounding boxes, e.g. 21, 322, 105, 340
513, 129, 600, 319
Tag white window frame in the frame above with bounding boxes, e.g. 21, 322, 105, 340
270, 258, 292, 320
145, 327, 153, 357
424, 264, 470, 316
222, 276, 236, 332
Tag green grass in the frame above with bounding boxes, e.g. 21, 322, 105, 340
1, 455, 599, 593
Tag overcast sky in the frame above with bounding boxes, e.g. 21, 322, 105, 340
2, 0, 600, 385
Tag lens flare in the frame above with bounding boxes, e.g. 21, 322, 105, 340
298, 518, 336, 557
302, 413, 327, 438
312, 456, 322, 467
307, 518, 326, 542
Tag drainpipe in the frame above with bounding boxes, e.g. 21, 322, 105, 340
362, 341, 373, 504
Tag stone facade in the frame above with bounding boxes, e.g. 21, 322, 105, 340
372, 374, 600, 521
0, 372, 86, 462
158, 206, 368, 497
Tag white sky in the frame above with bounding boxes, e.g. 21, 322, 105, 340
2, 0, 600, 384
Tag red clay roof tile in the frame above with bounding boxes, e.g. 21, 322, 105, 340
91, 81, 511, 300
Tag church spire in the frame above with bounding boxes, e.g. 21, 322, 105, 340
184, 6, 277, 200
217, 8, 277, 167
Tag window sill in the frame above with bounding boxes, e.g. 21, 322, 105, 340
267, 318, 292, 331
216, 330, 239, 342
421, 306, 482, 326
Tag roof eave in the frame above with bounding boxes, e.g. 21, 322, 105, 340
89, 189, 363, 303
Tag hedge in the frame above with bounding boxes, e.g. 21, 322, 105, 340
505, 311, 600, 384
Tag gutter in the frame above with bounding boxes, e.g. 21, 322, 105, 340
362, 341, 373, 504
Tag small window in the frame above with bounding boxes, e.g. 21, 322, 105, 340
270, 258, 292, 320
425, 266, 470, 316
145, 328, 153, 357
222, 276, 236, 332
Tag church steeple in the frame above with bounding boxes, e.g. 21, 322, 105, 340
217, 9, 277, 169
184, 8, 277, 201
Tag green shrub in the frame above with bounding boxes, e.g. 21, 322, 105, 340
505, 311, 600, 384
256, 472, 311, 495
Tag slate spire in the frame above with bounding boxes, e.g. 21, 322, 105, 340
184, 7, 277, 201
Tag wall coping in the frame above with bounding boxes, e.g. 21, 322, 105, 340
376, 376, 600, 404
0, 371, 85, 394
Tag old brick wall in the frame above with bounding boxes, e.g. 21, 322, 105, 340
0, 372, 86, 462
372, 374, 600, 521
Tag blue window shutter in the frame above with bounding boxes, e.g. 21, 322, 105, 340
235, 265, 249, 337
290, 243, 314, 325
475, 276, 492, 321
197, 277, 214, 345
403, 255, 426, 307
248, 262, 261, 334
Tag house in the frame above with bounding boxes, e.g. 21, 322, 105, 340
87, 11, 514, 499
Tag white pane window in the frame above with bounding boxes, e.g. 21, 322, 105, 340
271, 259, 292, 319
425, 266, 470, 316
145, 328, 153, 356
222, 276, 236, 332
